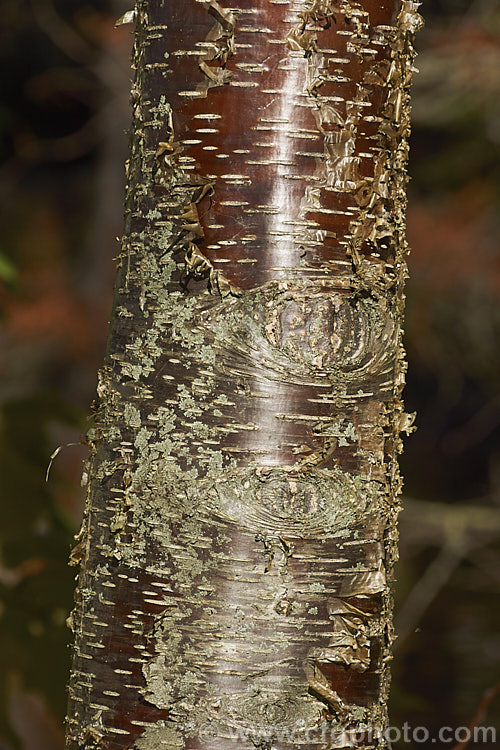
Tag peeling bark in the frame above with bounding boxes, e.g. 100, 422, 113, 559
65, 1, 421, 748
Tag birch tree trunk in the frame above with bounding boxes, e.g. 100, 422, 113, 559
65, 1, 422, 748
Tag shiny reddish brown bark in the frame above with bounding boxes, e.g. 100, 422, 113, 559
65, 2, 421, 748
160, 0, 399, 289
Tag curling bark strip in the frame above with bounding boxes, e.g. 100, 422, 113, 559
65, 1, 421, 748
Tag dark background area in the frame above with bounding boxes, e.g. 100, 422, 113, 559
0, 0, 499, 747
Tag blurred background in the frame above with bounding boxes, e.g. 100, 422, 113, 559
0, 0, 498, 747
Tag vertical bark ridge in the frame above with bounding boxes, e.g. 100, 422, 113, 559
65, 1, 422, 748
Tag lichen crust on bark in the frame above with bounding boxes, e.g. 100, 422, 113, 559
65, 1, 421, 748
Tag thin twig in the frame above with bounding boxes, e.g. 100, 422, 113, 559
450, 682, 500, 750
394, 537, 467, 649
31, 0, 96, 65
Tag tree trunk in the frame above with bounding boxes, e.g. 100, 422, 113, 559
65, 1, 421, 748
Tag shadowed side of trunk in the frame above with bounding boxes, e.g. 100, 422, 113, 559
65, 1, 422, 748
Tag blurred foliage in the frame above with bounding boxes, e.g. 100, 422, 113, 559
0, 0, 130, 747
0, 394, 84, 749
402, 1, 500, 505
394, 1, 500, 744
0, 0, 499, 748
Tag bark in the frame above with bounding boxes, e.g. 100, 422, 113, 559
65, 1, 422, 748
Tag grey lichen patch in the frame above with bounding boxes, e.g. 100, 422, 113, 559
133, 721, 184, 750
142, 655, 176, 710
142, 605, 205, 716
136, 456, 389, 734
176, 384, 204, 418
200, 280, 398, 391
122, 447, 380, 566
116, 304, 133, 318
137, 245, 176, 311
134, 425, 151, 452
196, 688, 327, 744
202, 464, 381, 539
124, 403, 142, 429
309, 581, 327, 596
312, 416, 359, 447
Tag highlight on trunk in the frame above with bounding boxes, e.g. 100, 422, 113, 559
65, 1, 422, 748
